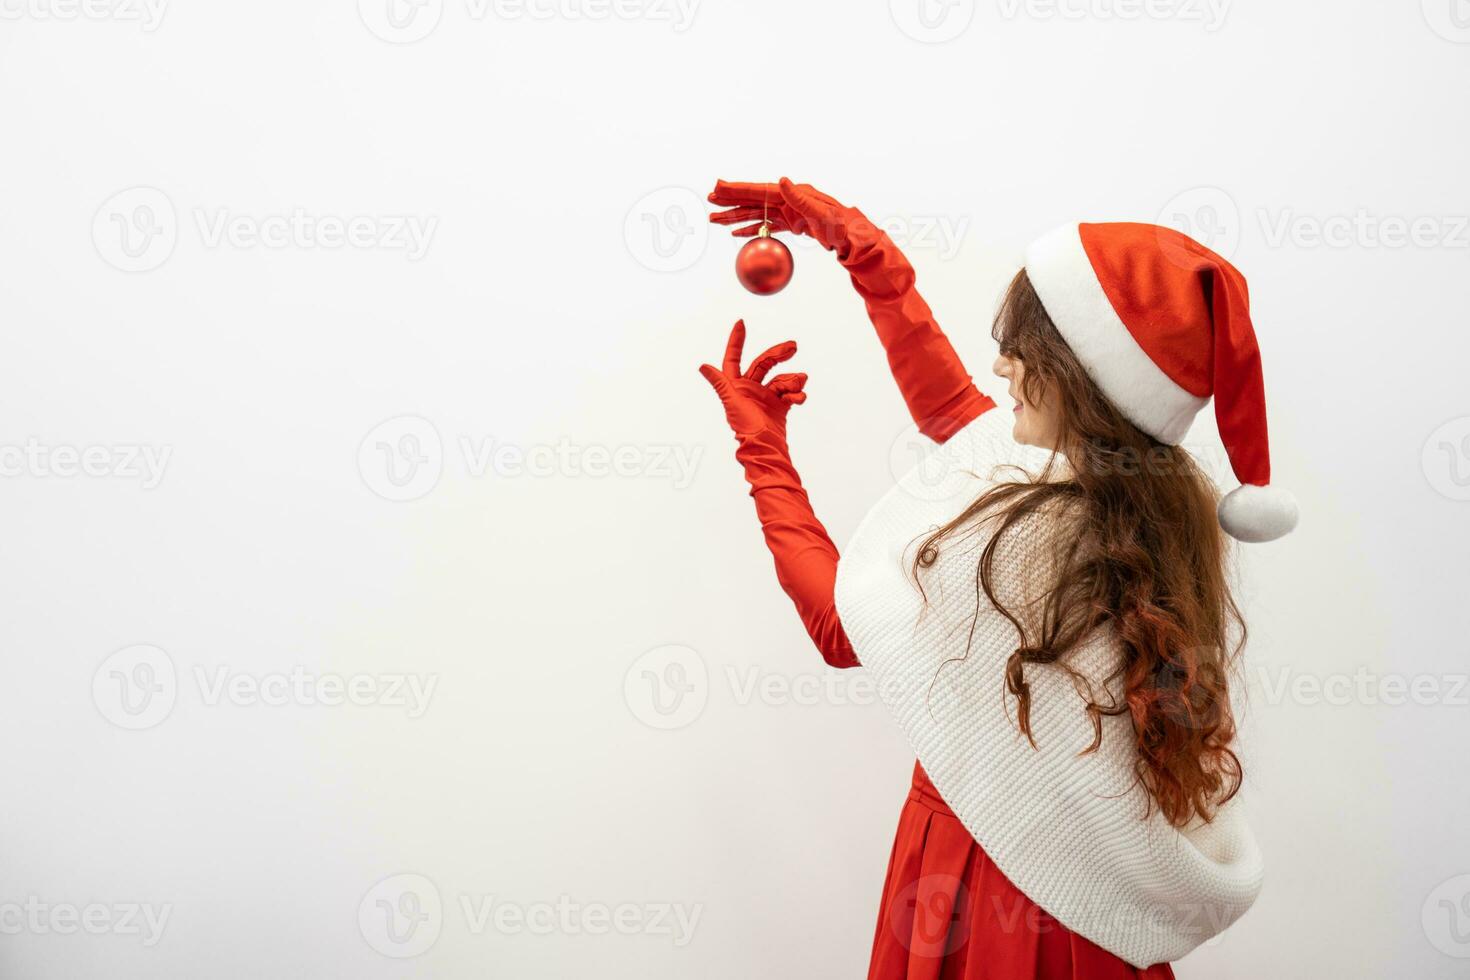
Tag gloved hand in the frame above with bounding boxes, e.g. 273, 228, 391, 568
709, 178, 995, 443
699, 320, 857, 669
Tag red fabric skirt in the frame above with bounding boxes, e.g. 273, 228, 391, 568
867, 762, 1176, 980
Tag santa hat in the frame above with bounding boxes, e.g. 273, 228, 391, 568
1024, 222, 1298, 542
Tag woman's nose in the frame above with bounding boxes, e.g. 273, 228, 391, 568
993, 355, 1012, 379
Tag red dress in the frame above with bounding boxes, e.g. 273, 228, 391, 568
867, 762, 1177, 980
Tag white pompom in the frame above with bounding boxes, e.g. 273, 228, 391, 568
1217, 484, 1299, 542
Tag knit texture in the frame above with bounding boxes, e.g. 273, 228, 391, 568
833, 408, 1264, 968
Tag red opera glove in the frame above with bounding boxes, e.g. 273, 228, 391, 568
699, 320, 858, 669
709, 178, 995, 443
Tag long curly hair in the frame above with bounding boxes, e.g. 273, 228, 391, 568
915, 268, 1245, 828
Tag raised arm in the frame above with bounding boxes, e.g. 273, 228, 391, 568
699, 320, 857, 669
709, 178, 995, 443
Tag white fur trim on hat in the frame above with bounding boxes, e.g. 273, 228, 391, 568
1218, 483, 1299, 542
1024, 224, 1208, 445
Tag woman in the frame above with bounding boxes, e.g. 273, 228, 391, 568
698, 179, 1297, 978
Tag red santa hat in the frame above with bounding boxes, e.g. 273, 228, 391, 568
1024, 222, 1298, 542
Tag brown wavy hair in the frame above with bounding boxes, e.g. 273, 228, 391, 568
916, 269, 1245, 828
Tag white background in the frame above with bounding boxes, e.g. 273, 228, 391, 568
2, 0, 1468, 976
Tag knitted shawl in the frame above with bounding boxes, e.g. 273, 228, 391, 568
833, 408, 1263, 968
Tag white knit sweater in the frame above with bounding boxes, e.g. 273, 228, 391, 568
833, 408, 1263, 968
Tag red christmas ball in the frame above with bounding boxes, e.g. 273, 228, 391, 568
735, 228, 793, 295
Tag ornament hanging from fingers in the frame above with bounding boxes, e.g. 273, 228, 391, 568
736, 222, 794, 295
711, 181, 794, 295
